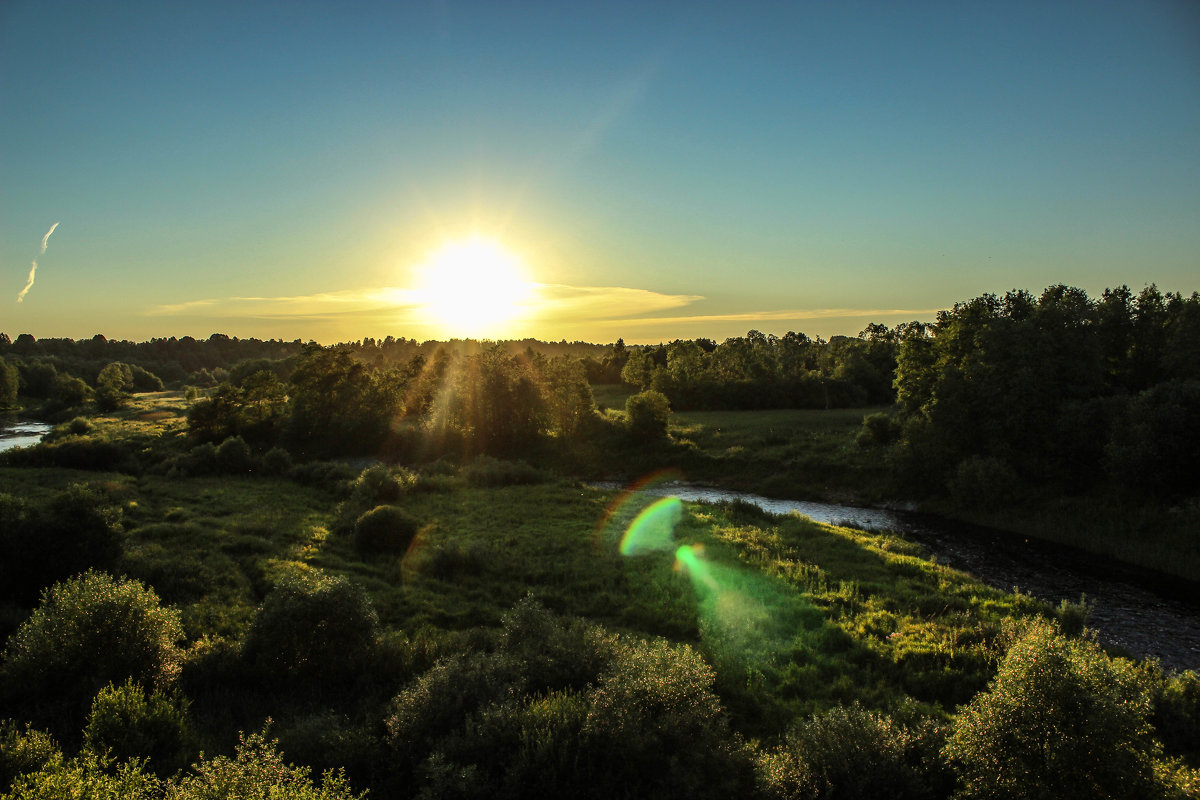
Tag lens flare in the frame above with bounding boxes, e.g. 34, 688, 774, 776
594, 468, 685, 550
599, 473, 820, 675
620, 496, 683, 556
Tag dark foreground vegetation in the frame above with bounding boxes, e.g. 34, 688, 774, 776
1, 283, 1198, 798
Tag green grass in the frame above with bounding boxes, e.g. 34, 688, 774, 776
663, 406, 894, 503
589, 383, 634, 411
1, 457, 1044, 737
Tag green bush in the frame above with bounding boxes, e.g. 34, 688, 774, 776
353, 505, 419, 556
1, 571, 183, 728
242, 571, 379, 684
261, 446, 294, 476
461, 455, 546, 487
946, 455, 1019, 510
170, 729, 365, 799
624, 389, 671, 440
944, 619, 1162, 800
756, 703, 936, 800
497, 595, 612, 692
856, 411, 900, 446
1148, 666, 1200, 765
349, 464, 406, 504
3, 750, 160, 799
287, 460, 358, 488
0, 721, 61, 792
215, 435, 254, 474
83, 678, 192, 776
1057, 594, 1094, 638
579, 637, 753, 799
385, 651, 526, 760
274, 712, 381, 790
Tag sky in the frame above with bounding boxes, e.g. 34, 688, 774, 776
2, 1, 1198, 345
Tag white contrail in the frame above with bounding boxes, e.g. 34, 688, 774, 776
17, 222, 59, 303
40, 221, 59, 254
16, 261, 37, 303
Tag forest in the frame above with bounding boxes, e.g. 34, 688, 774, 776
1, 283, 1198, 799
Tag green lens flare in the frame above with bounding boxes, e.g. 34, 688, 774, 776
619, 496, 683, 556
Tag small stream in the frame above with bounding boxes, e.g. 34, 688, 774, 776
0, 419, 51, 453
594, 481, 1200, 672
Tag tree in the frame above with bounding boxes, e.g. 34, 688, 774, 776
96, 361, 134, 411
285, 344, 401, 457
0, 358, 18, 409
944, 620, 1162, 800
625, 390, 670, 440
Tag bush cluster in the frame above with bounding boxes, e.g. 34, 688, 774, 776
242, 570, 379, 685
1, 571, 184, 730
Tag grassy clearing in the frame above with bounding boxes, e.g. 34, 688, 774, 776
1, 455, 1044, 739
664, 406, 895, 503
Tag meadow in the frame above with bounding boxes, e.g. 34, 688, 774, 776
2, 391, 1198, 798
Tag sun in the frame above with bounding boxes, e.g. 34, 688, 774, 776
415, 236, 536, 337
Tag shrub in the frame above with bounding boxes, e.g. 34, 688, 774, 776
170, 729, 365, 799
261, 446, 294, 476
275, 712, 381, 789
83, 678, 192, 776
497, 595, 612, 693
215, 435, 254, 474
353, 505, 419, 556
944, 619, 1162, 800
242, 570, 379, 684
413, 539, 488, 580
856, 411, 900, 446
625, 389, 671, 440
1057, 593, 1094, 638
287, 460, 358, 488
1148, 666, 1200, 765
3, 750, 160, 799
946, 455, 1019, 510
385, 651, 527, 763
349, 464, 406, 505
756, 703, 934, 800
579, 637, 753, 799
0, 721, 61, 792
1, 571, 184, 727
461, 455, 546, 487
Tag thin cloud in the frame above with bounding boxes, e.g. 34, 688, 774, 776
40, 222, 60, 254
147, 284, 702, 323
531, 283, 702, 321
16, 261, 37, 303
16, 222, 59, 303
148, 288, 423, 318
592, 307, 946, 327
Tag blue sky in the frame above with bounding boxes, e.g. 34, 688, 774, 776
2, 1, 1197, 343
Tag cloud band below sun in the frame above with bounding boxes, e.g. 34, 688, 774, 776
145, 283, 940, 338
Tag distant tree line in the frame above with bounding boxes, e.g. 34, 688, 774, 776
618, 326, 901, 410
887, 284, 1200, 501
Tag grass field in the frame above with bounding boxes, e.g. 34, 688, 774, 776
4, 392, 1198, 797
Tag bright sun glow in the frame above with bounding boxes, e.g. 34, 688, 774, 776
415, 236, 536, 337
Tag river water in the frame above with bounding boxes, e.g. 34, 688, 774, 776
0, 419, 51, 453
593, 481, 1200, 672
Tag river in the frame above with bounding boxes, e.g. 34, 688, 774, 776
0, 419, 51, 453
593, 481, 1200, 672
